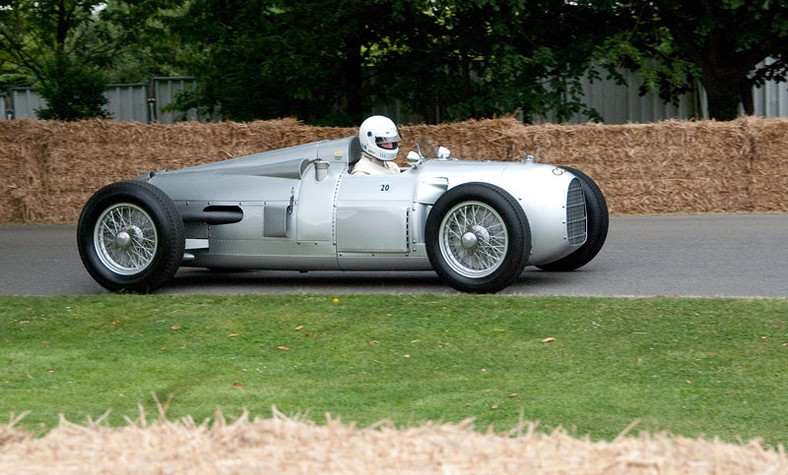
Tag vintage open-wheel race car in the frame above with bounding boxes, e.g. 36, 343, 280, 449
77, 135, 608, 293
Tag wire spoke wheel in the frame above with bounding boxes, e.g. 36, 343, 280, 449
78, 180, 184, 293
439, 201, 508, 278
94, 203, 158, 275
426, 183, 530, 293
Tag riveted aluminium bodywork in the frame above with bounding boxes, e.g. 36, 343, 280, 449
138, 136, 584, 271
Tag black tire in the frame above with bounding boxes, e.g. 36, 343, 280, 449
426, 183, 531, 293
77, 180, 184, 293
537, 167, 608, 271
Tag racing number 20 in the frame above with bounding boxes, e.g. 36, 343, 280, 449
380, 184, 390, 192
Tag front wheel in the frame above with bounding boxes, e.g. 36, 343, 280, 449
77, 181, 184, 293
426, 183, 531, 293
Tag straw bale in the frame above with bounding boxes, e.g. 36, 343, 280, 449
1, 409, 785, 474
0, 120, 49, 222
496, 120, 754, 214
1, 117, 786, 223
746, 117, 788, 212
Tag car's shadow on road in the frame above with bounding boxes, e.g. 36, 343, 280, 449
166, 268, 448, 294
162, 267, 577, 295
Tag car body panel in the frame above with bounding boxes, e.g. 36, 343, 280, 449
140, 135, 586, 272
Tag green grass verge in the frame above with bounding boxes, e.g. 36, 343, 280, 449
1, 295, 785, 445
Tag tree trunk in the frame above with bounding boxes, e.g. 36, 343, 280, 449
346, 38, 364, 124
739, 80, 754, 116
701, 71, 750, 121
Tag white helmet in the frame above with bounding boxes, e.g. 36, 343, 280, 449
359, 115, 401, 161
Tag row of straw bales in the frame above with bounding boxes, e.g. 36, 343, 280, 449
1, 408, 785, 473
1, 117, 786, 223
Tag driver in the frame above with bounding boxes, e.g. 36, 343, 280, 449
352, 115, 401, 175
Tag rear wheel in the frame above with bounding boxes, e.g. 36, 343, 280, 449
426, 183, 531, 293
77, 181, 184, 293
538, 167, 608, 271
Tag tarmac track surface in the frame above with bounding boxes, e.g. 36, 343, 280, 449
0, 214, 785, 298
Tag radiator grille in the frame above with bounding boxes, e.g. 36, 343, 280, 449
566, 178, 587, 246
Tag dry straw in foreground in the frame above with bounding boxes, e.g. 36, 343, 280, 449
1, 405, 785, 474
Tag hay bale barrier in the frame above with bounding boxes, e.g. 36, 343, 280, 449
1, 409, 785, 473
1, 117, 786, 223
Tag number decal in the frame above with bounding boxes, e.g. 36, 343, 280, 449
380, 184, 390, 192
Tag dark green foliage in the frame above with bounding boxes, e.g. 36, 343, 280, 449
167, 0, 614, 124
167, 0, 375, 125
2, 0, 786, 123
35, 55, 110, 121
586, 0, 788, 120
0, 0, 182, 120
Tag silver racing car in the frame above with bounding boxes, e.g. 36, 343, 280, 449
77, 136, 608, 293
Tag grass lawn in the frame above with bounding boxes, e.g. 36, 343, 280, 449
1, 294, 785, 446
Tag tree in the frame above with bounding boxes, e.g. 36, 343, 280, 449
587, 0, 788, 121
0, 0, 177, 120
169, 0, 620, 124
167, 0, 788, 123
1, 1, 108, 119
34, 55, 110, 120
169, 0, 392, 125
371, 0, 614, 123
97, 0, 190, 84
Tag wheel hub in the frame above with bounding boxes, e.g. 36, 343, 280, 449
461, 231, 477, 249
115, 226, 143, 249
115, 231, 132, 248
461, 225, 490, 250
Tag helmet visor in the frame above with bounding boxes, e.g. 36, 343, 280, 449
376, 136, 399, 149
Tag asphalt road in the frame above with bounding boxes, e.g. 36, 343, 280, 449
0, 214, 785, 298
